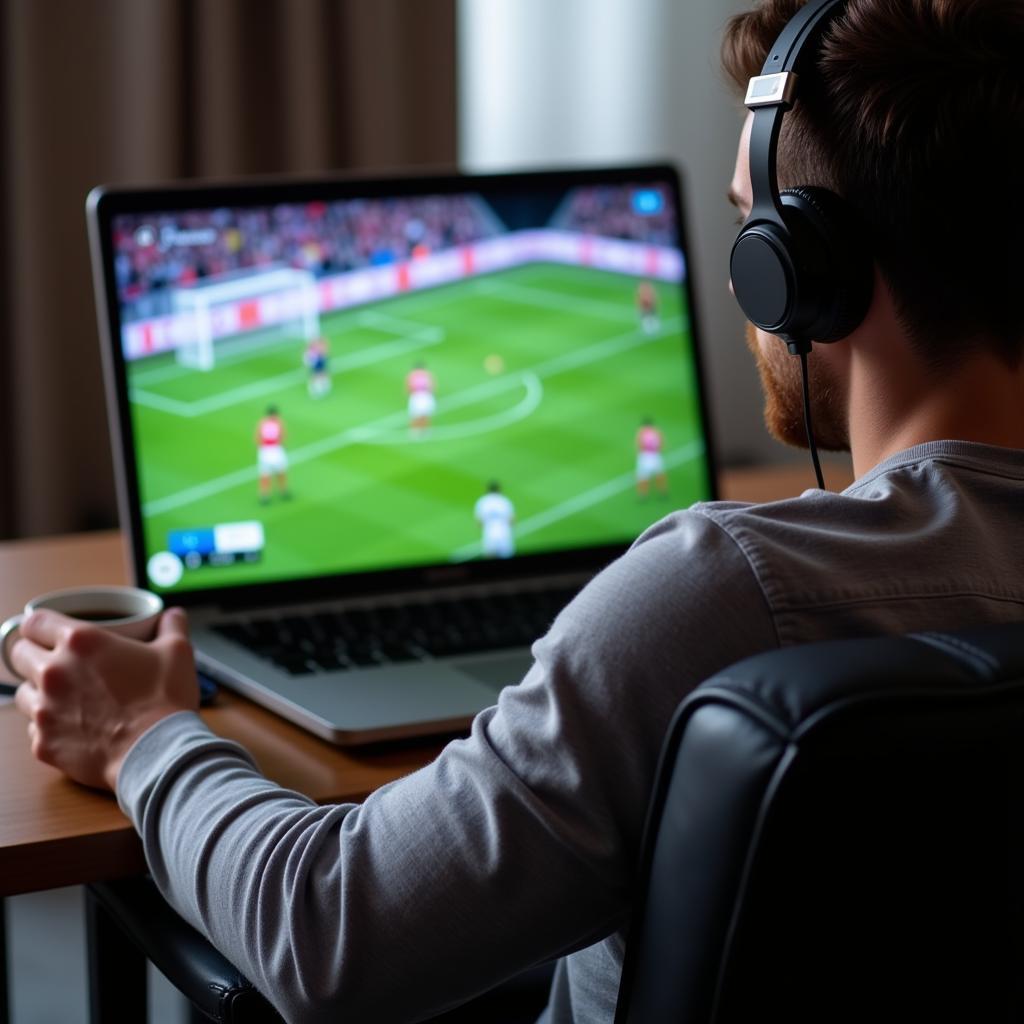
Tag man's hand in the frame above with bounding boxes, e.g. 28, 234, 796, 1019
11, 608, 200, 792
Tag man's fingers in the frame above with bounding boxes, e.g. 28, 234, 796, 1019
157, 607, 190, 641
9, 635, 56, 684
14, 679, 41, 719
19, 609, 80, 650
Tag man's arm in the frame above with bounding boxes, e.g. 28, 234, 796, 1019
15, 509, 777, 1022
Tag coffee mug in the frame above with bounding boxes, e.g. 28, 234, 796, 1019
0, 585, 164, 681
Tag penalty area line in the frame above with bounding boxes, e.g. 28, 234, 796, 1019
141, 374, 544, 517
130, 329, 444, 419
131, 306, 451, 390
473, 278, 640, 324
141, 320, 683, 515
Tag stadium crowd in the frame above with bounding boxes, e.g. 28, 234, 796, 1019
113, 183, 676, 323
553, 184, 676, 247
113, 195, 498, 321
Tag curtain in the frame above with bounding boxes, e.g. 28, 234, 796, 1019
0, 0, 457, 539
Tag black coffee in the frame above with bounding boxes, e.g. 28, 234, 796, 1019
69, 610, 130, 622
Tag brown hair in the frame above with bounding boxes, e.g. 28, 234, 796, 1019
722, 0, 1024, 367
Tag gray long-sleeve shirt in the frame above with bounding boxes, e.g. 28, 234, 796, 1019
118, 440, 1024, 1023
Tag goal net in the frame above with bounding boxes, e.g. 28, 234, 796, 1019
172, 266, 320, 371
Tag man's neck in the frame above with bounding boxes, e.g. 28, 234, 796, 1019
848, 346, 1024, 477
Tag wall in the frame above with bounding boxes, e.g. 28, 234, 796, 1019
0, 0, 459, 539
456, 0, 789, 466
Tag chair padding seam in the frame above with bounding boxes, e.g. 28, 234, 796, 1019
912, 631, 1001, 677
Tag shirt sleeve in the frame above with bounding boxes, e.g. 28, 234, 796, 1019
116, 508, 777, 1024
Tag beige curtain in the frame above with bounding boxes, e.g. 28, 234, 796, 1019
0, 0, 456, 539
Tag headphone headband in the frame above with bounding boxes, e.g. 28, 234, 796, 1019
729, 0, 865, 491
760, 0, 844, 72
745, 0, 844, 226
730, 0, 872, 353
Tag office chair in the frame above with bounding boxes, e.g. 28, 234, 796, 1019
87, 621, 1024, 1023
614, 620, 1024, 1023
87, 874, 555, 1023
85, 873, 553, 1023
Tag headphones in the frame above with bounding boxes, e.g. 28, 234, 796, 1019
729, 0, 873, 355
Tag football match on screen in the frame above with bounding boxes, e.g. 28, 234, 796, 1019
111, 181, 709, 593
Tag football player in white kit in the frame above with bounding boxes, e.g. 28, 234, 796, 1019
474, 481, 516, 559
255, 405, 290, 503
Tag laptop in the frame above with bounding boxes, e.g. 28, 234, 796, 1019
86, 164, 717, 745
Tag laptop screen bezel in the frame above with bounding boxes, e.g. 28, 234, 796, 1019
87, 163, 718, 610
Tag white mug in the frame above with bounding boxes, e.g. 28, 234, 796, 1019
0, 585, 164, 681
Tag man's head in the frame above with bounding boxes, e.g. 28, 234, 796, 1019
724, 0, 1024, 447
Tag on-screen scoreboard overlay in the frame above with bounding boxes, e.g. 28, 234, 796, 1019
94, 166, 715, 597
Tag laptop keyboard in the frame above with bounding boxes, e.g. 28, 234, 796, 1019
211, 585, 580, 676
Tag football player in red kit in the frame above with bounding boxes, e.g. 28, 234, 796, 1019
406, 361, 436, 437
635, 416, 668, 500
635, 280, 659, 335
255, 405, 290, 503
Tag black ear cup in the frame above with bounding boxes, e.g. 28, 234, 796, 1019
777, 185, 874, 342
730, 186, 873, 344
730, 219, 798, 334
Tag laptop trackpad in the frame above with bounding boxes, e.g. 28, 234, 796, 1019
457, 651, 534, 693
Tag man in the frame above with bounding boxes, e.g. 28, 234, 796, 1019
634, 416, 668, 500
303, 335, 331, 398
635, 279, 659, 335
406, 359, 436, 437
254, 405, 289, 503
10, 3, 1024, 1022
474, 480, 516, 559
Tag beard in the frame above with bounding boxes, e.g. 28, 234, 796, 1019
745, 322, 849, 451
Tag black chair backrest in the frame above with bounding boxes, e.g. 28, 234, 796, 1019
614, 622, 1024, 1024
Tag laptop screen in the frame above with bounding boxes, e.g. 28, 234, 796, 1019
90, 166, 715, 599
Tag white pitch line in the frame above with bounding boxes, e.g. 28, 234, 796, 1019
450, 441, 706, 562
131, 288, 479, 389
125, 389, 197, 417
142, 318, 683, 516
132, 330, 321, 387
355, 309, 443, 335
474, 277, 639, 322
532, 316, 683, 380
359, 374, 543, 445
131, 328, 444, 419
143, 373, 541, 517
358, 277, 489, 315
267, 370, 539, 467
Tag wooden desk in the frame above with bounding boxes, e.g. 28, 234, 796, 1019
0, 462, 851, 898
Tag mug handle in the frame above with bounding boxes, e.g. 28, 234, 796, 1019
0, 614, 25, 681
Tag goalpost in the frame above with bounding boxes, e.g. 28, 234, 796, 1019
172, 266, 320, 371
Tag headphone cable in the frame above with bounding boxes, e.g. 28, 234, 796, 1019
799, 348, 826, 490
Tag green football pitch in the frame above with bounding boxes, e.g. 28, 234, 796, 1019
127, 262, 711, 593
